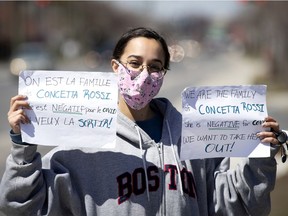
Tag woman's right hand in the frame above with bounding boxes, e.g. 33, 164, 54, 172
7, 95, 30, 134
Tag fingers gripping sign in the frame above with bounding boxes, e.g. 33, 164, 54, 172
258, 116, 288, 163
257, 116, 280, 145
8, 95, 31, 134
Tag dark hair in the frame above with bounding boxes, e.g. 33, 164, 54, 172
112, 27, 170, 70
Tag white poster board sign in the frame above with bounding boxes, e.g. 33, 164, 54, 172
19, 70, 118, 148
180, 85, 269, 160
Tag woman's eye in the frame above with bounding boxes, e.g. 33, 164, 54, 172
129, 62, 141, 68
150, 65, 162, 71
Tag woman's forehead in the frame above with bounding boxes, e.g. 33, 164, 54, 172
123, 37, 165, 61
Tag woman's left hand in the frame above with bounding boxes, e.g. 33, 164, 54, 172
257, 116, 282, 145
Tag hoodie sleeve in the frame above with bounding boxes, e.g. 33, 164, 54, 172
0, 142, 46, 216
207, 146, 278, 216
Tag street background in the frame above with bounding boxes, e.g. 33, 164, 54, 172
0, 1, 288, 215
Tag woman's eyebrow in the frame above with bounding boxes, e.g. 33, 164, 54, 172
127, 55, 141, 59
127, 55, 163, 64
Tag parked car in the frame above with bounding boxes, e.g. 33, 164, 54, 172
9, 42, 55, 76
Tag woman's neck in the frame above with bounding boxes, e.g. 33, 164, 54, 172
118, 97, 154, 121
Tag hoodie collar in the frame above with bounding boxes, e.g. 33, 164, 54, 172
116, 98, 182, 149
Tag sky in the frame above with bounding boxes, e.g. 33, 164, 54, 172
112, 1, 244, 20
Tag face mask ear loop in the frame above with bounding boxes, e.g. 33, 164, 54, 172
114, 60, 120, 65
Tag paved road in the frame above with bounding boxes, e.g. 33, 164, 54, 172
0, 52, 287, 215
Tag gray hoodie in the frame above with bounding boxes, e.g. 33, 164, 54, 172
0, 98, 278, 216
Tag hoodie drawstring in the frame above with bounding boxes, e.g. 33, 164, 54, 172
166, 120, 184, 196
135, 125, 150, 202
134, 120, 184, 201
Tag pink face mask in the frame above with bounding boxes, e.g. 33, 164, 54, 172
117, 63, 164, 110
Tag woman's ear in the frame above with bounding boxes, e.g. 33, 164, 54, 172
111, 59, 119, 73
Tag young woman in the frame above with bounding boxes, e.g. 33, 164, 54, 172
0, 27, 286, 216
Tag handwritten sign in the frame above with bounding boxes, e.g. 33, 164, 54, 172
19, 70, 118, 148
180, 85, 269, 160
